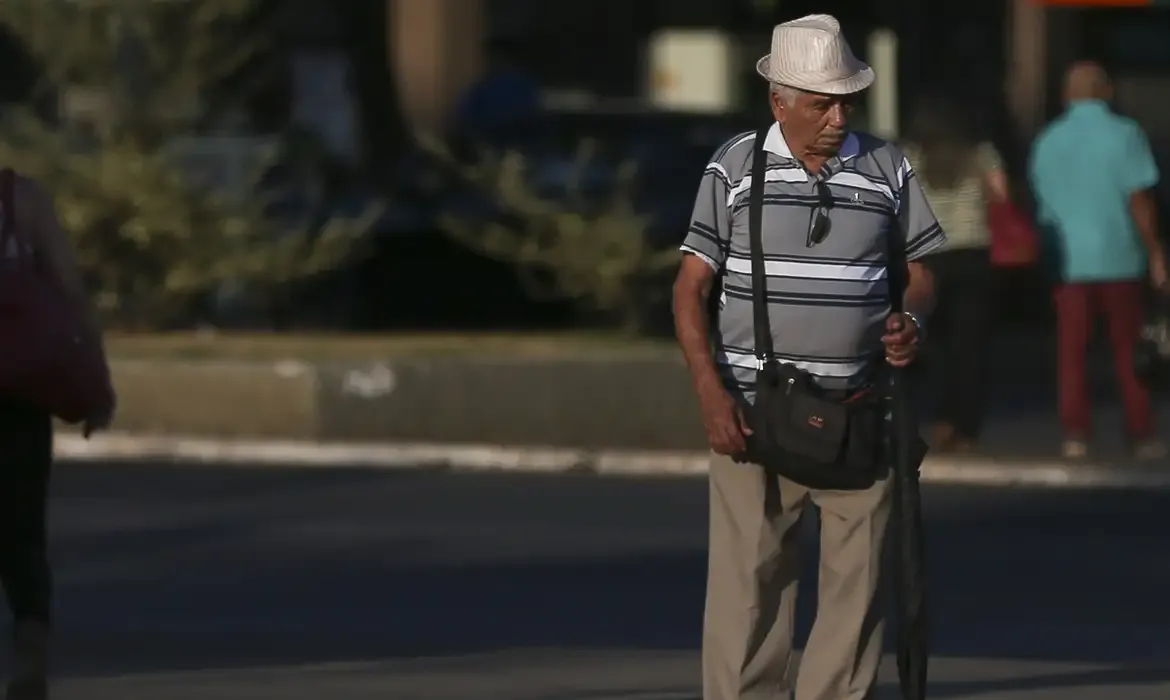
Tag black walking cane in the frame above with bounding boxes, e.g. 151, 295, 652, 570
887, 241, 930, 700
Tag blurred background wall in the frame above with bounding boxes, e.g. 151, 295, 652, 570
0, 0, 1168, 333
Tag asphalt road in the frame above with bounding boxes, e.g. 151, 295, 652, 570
16, 463, 1170, 699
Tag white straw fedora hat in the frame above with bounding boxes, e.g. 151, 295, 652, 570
755, 14, 874, 95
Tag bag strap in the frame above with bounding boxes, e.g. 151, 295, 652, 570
748, 126, 773, 365
746, 127, 928, 696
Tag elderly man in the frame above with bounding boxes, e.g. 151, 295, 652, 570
1029, 61, 1166, 461
672, 15, 944, 700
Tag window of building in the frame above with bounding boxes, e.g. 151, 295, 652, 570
1081, 7, 1170, 71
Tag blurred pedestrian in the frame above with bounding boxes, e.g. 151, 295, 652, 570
1029, 61, 1166, 460
901, 96, 1011, 453
672, 15, 943, 700
0, 171, 112, 700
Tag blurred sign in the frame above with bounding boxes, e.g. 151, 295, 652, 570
867, 30, 898, 139
1035, 0, 1152, 5
647, 30, 738, 113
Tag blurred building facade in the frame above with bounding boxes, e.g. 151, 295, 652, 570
1035, 1, 1170, 149
390, 0, 1170, 156
0, 1, 1167, 167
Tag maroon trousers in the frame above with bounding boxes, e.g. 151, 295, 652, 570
1053, 280, 1152, 440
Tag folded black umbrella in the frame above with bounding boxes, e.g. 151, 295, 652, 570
886, 238, 930, 700
889, 365, 930, 700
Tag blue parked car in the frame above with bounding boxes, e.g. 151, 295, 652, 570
385, 108, 759, 248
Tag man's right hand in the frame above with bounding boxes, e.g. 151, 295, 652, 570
1153, 254, 1169, 291
698, 383, 753, 456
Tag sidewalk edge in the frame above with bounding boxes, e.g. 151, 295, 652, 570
52, 432, 1170, 489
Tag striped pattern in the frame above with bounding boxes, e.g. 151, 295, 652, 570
899, 142, 1002, 251
681, 123, 946, 396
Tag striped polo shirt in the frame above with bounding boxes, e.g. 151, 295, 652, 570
680, 123, 946, 397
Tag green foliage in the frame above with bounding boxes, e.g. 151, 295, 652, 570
3, 0, 258, 134
0, 0, 378, 327
428, 140, 678, 332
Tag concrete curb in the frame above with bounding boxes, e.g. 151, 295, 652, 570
53, 432, 1170, 490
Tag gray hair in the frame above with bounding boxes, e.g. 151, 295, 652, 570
769, 83, 801, 107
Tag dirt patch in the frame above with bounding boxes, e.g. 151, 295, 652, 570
97, 354, 708, 450
313, 356, 706, 449
108, 359, 319, 439
106, 331, 675, 361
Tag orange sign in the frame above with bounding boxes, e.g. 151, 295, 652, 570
1036, 0, 1149, 5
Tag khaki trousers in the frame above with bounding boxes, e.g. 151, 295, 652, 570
702, 452, 892, 700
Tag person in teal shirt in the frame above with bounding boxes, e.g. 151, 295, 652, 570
1028, 61, 1167, 460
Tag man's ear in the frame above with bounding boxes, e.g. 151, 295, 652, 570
770, 93, 785, 123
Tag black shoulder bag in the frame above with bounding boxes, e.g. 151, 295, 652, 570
744, 126, 896, 491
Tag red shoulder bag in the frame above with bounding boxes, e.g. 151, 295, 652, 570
0, 168, 114, 424
988, 201, 1040, 268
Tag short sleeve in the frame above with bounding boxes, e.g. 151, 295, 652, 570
1121, 125, 1159, 194
976, 142, 1003, 174
894, 154, 947, 261
679, 160, 732, 271
1026, 134, 1052, 223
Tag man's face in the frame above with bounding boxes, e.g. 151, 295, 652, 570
770, 89, 856, 157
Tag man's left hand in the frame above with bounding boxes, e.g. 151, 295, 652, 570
882, 312, 919, 367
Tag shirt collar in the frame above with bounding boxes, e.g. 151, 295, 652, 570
1067, 99, 1111, 117
762, 122, 859, 179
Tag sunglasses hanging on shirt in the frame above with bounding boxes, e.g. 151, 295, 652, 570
806, 180, 833, 247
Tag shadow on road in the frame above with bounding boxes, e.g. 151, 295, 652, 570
929, 664, 1170, 698
39, 465, 1170, 696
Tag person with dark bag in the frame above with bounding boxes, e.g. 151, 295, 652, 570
672, 15, 941, 700
0, 169, 114, 700
1135, 289, 1170, 390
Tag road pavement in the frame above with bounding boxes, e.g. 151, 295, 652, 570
16, 463, 1170, 699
